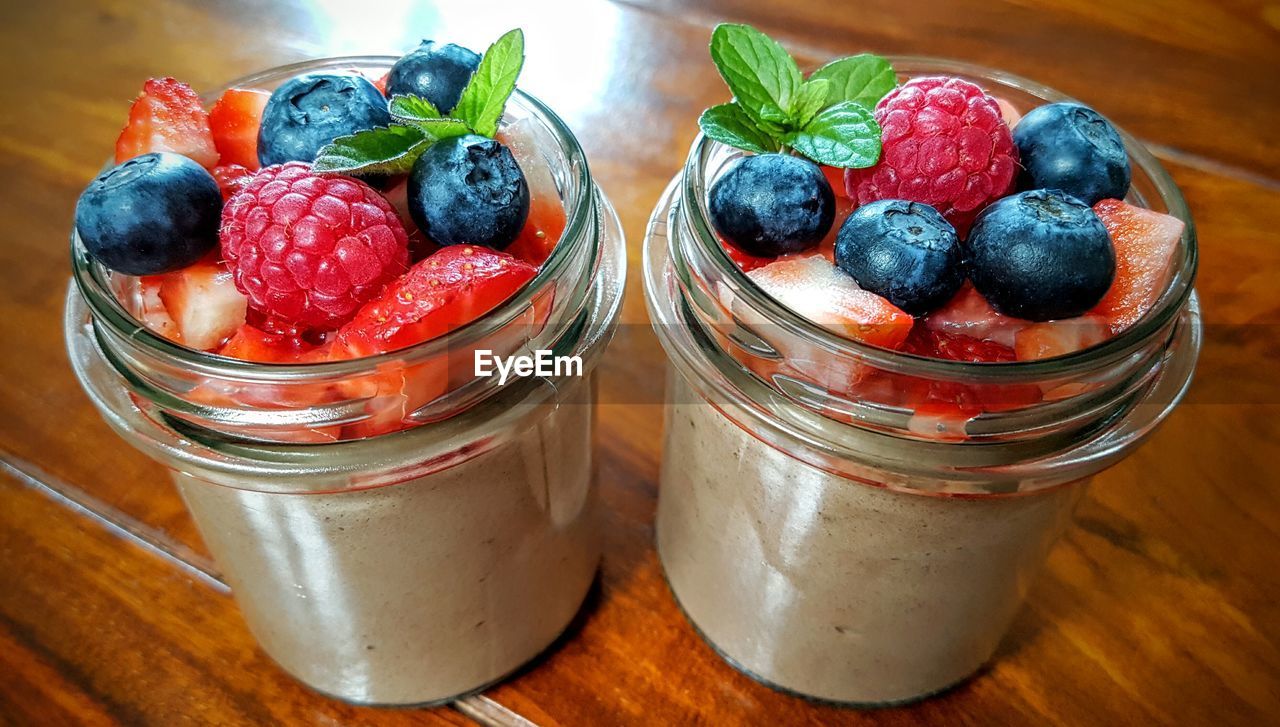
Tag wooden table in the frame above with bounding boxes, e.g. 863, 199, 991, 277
2, 0, 1277, 724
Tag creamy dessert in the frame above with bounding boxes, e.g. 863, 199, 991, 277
658, 382, 1083, 704
68, 28, 625, 705
643, 23, 1197, 706
179, 377, 596, 705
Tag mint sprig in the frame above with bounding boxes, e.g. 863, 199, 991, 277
313, 29, 525, 175
699, 24, 895, 168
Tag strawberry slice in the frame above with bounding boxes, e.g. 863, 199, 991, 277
923, 283, 1029, 349
499, 119, 567, 267
1014, 316, 1110, 361
373, 71, 391, 97
157, 261, 249, 350
330, 245, 538, 438
332, 245, 538, 358
1089, 199, 1184, 334
506, 193, 567, 267
746, 255, 912, 349
904, 326, 1017, 363
211, 164, 252, 200
993, 96, 1022, 128
718, 235, 774, 272
115, 78, 219, 169
218, 324, 317, 363
208, 88, 270, 170
136, 276, 182, 343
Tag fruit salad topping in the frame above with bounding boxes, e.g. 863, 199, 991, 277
697, 24, 1184, 424
75, 27, 561, 380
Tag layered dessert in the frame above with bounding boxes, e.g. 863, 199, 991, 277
649, 24, 1193, 704
70, 30, 616, 704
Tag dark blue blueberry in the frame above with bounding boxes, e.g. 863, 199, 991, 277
387, 41, 481, 114
1013, 102, 1131, 205
75, 152, 221, 275
708, 153, 834, 257
257, 73, 391, 167
834, 200, 963, 316
966, 189, 1115, 321
408, 134, 529, 249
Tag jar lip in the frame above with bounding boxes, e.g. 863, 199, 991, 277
680, 55, 1199, 382
71, 55, 595, 382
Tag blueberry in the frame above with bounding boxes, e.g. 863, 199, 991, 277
966, 190, 1115, 321
834, 200, 963, 316
387, 41, 481, 114
408, 134, 529, 249
75, 152, 221, 275
258, 73, 391, 167
1013, 102, 1131, 205
709, 153, 835, 257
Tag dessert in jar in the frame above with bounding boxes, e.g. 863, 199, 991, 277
66, 30, 626, 705
643, 24, 1199, 705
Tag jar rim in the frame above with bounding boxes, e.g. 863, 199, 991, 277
70, 55, 596, 384
679, 55, 1199, 383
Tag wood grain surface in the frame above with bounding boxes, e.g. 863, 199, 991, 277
1, 0, 1277, 724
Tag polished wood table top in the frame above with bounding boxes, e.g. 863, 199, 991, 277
2, 0, 1277, 724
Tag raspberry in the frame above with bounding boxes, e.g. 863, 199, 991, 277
845, 76, 1018, 234
220, 163, 410, 331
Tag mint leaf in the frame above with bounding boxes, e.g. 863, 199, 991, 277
784, 102, 881, 168
389, 95, 442, 123
413, 118, 472, 141
792, 78, 830, 129
699, 103, 780, 154
709, 23, 801, 128
453, 28, 524, 138
808, 54, 896, 110
313, 126, 431, 174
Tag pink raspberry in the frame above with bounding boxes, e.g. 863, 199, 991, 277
220, 163, 410, 331
845, 76, 1018, 235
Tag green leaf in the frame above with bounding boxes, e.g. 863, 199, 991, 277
784, 101, 882, 168
413, 117, 473, 141
807, 54, 897, 110
313, 126, 431, 175
452, 28, 525, 137
792, 78, 830, 129
709, 23, 801, 128
389, 94, 442, 123
698, 103, 779, 153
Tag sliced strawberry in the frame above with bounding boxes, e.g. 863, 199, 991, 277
904, 326, 1017, 363
329, 246, 539, 437
136, 276, 182, 343
211, 164, 252, 200
157, 261, 249, 350
1014, 316, 1110, 361
374, 71, 391, 96
218, 324, 317, 363
115, 78, 219, 168
208, 88, 269, 170
993, 96, 1022, 128
380, 178, 435, 260
499, 120, 567, 267
1089, 199, 1184, 334
923, 283, 1030, 349
719, 236, 775, 272
746, 255, 913, 349
332, 245, 538, 359
822, 165, 849, 199
506, 193, 568, 267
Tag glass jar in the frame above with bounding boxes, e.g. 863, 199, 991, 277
642, 58, 1200, 705
65, 57, 627, 706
